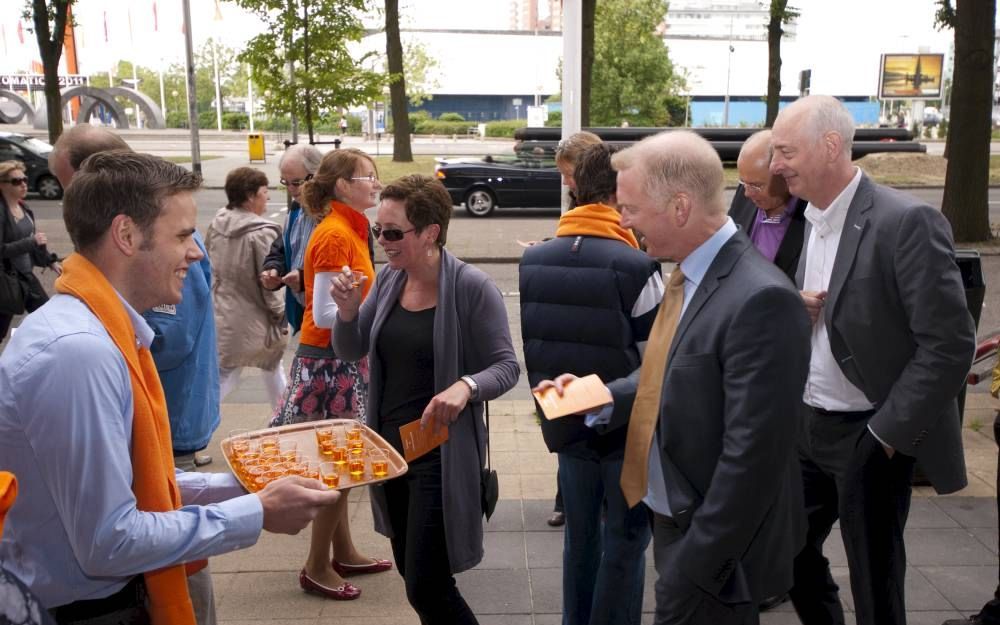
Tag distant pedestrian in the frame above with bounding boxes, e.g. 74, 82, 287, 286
340, 116, 348, 136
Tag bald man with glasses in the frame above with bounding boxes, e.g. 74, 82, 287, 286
728, 130, 807, 282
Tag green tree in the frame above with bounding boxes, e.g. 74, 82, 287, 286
590, 0, 684, 127
24, 0, 74, 143
581, 0, 595, 126
765, 1, 798, 127
936, 0, 994, 242
231, 0, 383, 143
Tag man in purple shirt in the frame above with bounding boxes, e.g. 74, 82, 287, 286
728, 130, 807, 282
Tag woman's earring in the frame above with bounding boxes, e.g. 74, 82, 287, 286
426, 247, 433, 257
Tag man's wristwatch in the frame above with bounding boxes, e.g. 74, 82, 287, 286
460, 375, 479, 400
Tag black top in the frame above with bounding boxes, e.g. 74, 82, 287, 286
376, 301, 437, 459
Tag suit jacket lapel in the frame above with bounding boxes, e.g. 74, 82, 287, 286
825, 175, 874, 326
668, 233, 749, 363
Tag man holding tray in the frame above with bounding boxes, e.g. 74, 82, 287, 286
0, 151, 340, 625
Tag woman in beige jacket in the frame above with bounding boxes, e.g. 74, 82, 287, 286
207, 167, 288, 408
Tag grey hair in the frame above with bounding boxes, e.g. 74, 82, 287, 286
738, 129, 772, 170
802, 95, 855, 156
278, 144, 323, 174
611, 130, 725, 216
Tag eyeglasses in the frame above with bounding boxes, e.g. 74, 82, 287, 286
371, 224, 415, 242
350, 174, 378, 183
739, 179, 766, 194
2, 177, 27, 186
279, 174, 313, 187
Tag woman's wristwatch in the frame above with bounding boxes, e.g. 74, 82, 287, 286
460, 375, 479, 401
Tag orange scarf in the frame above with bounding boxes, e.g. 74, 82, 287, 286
55, 253, 196, 625
0, 472, 15, 538
555, 203, 640, 248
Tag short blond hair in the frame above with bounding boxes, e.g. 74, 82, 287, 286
0, 160, 25, 181
612, 131, 725, 216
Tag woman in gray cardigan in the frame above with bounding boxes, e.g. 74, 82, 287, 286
332, 175, 519, 624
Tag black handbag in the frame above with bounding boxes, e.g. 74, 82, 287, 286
476, 401, 499, 521
0, 261, 26, 316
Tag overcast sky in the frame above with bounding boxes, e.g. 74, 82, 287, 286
0, 0, 990, 96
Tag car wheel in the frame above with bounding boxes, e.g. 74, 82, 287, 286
464, 188, 496, 217
36, 175, 63, 200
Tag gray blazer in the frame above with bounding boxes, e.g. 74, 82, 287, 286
795, 174, 976, 494
333, 249, 519, 573
603, 231, 812, 604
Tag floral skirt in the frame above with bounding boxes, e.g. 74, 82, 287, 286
270, 354, 369, 427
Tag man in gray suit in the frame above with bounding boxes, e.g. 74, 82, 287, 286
538, 131, 812, 624
771, 95, 977, 625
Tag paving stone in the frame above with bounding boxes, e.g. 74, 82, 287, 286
526, 531, 564, 568
516, 450, 558, 474
971, 526, 999, 555
479, 532, 528, 570
910, 498, 962, 528
906, 567, 956, 611
526, 566, 563, 614
935, 497, 998, 529
457, 569, 533, 614
476, 616, 534, 625
522, 498, 566, 532
520, 473, 559, 499
214, 571, 324, 620
920, 565, 1000, 612
905, 612, 969, 625
484, 499, 525, 533
907, 529, 1000, 566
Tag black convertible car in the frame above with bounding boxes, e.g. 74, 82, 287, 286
0, 132, 63, 200
435, 156, 561, 217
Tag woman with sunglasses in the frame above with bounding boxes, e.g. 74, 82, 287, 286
330, 174, 519, 624
271, 148, 390, 600
0, 161, 60, 340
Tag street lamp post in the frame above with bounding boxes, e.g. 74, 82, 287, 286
723, 13, 734, 127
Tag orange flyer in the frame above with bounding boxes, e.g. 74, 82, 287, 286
399, 418, 449, 462
532, 374, 612, 420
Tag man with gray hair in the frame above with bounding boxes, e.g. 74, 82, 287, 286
536, 130, 811, 624
260, 144, 322, 333
771, 95, 976, 625
48, 123, 130, 188
729, 129, 806, 282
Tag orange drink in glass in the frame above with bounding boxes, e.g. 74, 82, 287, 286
331, 445, 348, 467
320, 462, 340, 489
370, 449, 389, 478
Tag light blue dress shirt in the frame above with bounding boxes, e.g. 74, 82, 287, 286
0, 292, 263, 608
588, 218, 738, 516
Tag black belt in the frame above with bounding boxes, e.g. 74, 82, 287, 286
49, 576, 147, 624
811, 406, 876, 419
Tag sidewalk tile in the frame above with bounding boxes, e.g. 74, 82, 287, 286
516, 450, 558, 474
525, 567, 562, 614
480, 532, 529, 570
920, 565, 1000, 611
911, 498, 962, 528
971, 526, 999, 555
934, 497, 999, 528
525, 531, 564, 569
484, 499, 526, 533
214, 572, 324, 620
522, 499, 564, 532
906, 567, 956, 610
907, 529, 999, 566
457, 569, 533, 614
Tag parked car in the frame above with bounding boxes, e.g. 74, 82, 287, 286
0, 132, 63, 200
434, 155, 561, 216
923, 107, 943, 127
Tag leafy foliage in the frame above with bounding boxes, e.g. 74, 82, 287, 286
24, 0, 74, 142
590, 0, 685, 126
229, 0, 383, 123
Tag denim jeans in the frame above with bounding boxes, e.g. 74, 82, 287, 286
558, 453, 651, 625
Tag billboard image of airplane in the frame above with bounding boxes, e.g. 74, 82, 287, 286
879, 54, 944, 99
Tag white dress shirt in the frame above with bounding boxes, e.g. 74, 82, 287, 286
801, 167, 873, 412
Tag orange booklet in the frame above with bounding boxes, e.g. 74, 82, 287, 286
399, 418, 449, 462
532, 374, 612, 420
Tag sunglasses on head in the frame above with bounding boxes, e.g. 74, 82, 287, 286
279, 174, 313, 187
2, 177, 27, 186
371, 224, 415, 242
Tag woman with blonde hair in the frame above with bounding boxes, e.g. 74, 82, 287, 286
271, 148, 390, 600
0, 160, 60, 340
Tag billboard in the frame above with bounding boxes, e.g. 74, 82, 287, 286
878, 54, 944, 99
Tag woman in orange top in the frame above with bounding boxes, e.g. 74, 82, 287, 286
271, 149, 390, 600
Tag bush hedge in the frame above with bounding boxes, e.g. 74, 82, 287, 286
484, 120, 527, 137
438, 112, 465, 122
413, 120, 474, 135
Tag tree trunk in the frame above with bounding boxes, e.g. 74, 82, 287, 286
581, 0, 595, 127
764, 0, 785, 127
32, 0, 71, 144
386, 0, 412, 162
941, 0, 994, 242
302, 0, 315, 144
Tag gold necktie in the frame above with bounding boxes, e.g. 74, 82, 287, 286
620, 268, 686, 508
